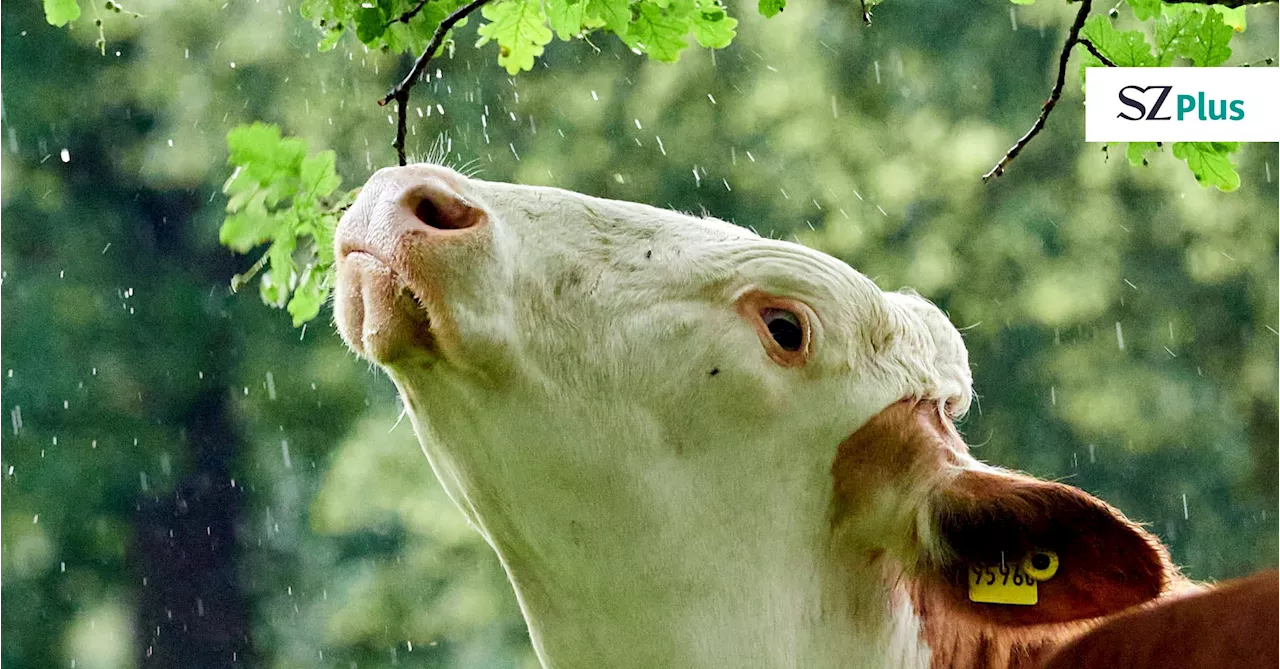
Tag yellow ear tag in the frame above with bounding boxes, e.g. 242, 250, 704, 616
967, 551, 1058, 606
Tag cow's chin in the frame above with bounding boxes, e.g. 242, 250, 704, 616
334, 252, 437, 367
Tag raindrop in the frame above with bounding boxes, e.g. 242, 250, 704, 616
60, 148, 70, 163
1115, 322, 1125, 350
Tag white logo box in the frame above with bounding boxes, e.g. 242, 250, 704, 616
1085, 67, 1280, 142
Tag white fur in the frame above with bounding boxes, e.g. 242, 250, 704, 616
335, 165, 973, 669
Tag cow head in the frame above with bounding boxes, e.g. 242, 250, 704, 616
333, 164, 1176, 669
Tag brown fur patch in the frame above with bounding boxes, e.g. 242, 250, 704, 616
1040, 570, 1279, 669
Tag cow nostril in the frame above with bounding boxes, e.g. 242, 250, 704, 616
410, 190, 481, 231
414, 196, 468, 230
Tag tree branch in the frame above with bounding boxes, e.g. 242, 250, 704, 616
386, 0, 431, 27
1076, 38, 1116, 67
379, 0, 497, 166
983, 0, 1100, 183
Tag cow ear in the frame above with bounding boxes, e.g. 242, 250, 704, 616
921, 464, 1178, 626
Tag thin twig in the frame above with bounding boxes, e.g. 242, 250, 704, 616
379, 0, 497, 166
386, 0, 431, 27
1076, 38, 1116, 67
982, 0, 1096, 183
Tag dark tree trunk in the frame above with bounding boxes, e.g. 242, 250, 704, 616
133, 337, 256, 669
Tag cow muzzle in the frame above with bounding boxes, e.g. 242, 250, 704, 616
333, 164, 487, 366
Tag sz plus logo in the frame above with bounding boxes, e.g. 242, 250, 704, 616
1116, 86, 1245, 122
1085, 68, 1278, 142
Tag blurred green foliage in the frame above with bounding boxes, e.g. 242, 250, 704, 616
4, 1, 1278, 669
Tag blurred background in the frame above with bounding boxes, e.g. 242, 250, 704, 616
2, 0, 1277, 667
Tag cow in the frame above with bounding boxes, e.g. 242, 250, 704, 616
331, 163, 1270, 669
1039, 569, 1278, 669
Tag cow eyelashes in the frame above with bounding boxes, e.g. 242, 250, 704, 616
761, 309, 804, 352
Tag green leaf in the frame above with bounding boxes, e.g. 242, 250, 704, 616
546, 0, 589, 39
1125, 0, 1162, 21
220, 192, 278, 252
225, 123, 308, 205
586, 0, 632, 35
354, 5, 389, 44
1174, 8, 1233, 66
287, 266, 329, 326
1211, 5, 1246, 32
1154, 5, 1202, 65
1172, 142, 1241, 192
1081, 16, 1157, 67
476, 0, 554, 75
264, 234, 298, 308
690, 2, 736, 49
43, 0, 80, 26
625, 1, 691, 62
301, 150, 342, 201
317, 26, 345, 51
757, 0, 784, 18
1126, 142, 1160, 166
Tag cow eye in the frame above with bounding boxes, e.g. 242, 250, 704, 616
761, 308, 804, 352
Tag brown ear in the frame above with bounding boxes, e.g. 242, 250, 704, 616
831, 400, 1180, 628
924, 465, 1178, 626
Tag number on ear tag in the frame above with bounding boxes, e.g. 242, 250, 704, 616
968, 563, 1038, 605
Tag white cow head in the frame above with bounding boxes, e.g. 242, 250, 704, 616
333, 165, 1177, 669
